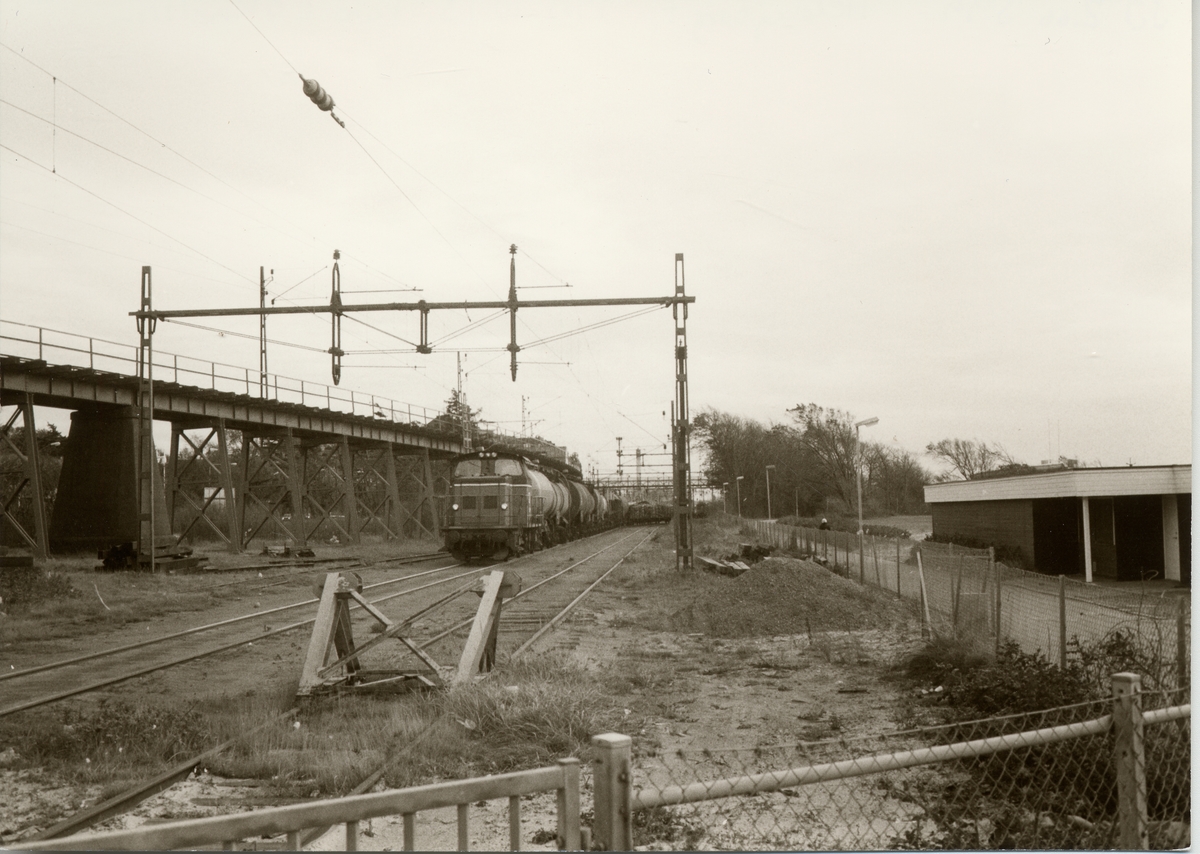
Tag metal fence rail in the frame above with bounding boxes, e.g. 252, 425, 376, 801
23, 758, 581, 852
592, 677, 1189, 850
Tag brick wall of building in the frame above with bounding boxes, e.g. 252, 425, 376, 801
930, 499, 1036, 565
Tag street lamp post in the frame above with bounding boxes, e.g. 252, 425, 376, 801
765, 465, 776, 520
723, 482, 729, 514
736, 476, 744, 519
854, 416, 879, 582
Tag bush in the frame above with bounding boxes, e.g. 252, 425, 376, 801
0, 566, 78, 611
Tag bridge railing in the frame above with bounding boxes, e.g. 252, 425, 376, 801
0, 319, 458, 434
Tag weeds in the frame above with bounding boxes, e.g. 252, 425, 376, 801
1, 699, 212, 785
0, 566, 78, 611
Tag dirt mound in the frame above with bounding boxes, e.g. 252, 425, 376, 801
671, 556, 908, 638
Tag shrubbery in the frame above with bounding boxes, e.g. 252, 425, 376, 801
0, 566, 77, 611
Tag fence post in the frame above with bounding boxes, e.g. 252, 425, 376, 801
1058, 575, 1068, 670
1177, 600, 1189, 689
592, 733, 632, 851
556, 757, 581, 851
916, 549, 931, 640
991, 547, 1001, 655
896, 539, 901, 596
1111, 672, 1148, 850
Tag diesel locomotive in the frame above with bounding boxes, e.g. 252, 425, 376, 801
443, 448, 622, 562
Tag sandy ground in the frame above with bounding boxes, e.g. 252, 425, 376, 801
2, 532, 930, 850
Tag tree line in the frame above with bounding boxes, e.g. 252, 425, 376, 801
693, 405, 1039, 520
693, 404, 928, 520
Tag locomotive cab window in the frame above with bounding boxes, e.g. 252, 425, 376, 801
494, 458, 522, 476
454, 458, 523, 477
454, 459, 483, 478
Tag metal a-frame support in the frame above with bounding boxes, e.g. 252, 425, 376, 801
0, 395, 50, 560
297, 571, 454, 699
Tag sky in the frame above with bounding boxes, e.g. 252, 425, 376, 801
0, 0, 1192, 481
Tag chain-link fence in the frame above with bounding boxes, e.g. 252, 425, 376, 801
742, 520, 1189, 690
592, 678, 1189, 850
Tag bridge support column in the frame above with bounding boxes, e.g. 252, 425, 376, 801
284, 429, 307, 547
48, 407, 174, 553
216, 421, 241, 553
165, 421, 242, 554
384, 444, 403, 539
422, 448, 440, 540
0, 395, 50, 560
339, 437, 360, 545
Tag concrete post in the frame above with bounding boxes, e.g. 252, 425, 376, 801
1082, 496, 1094, 583
1112, 673, 1147, 850
591, 733, 632, 851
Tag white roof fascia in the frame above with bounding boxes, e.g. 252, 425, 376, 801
924, 466, 1192, 504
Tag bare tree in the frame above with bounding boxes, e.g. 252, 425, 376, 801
924, 438, 1015, 481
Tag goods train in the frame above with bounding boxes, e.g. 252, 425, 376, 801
443, 448, 627, 562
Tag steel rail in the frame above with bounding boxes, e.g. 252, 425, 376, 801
32, 708, 300, 841
0, 560, 464, 684
512, 530, 654, 657
418, 528, 645, 648
0, 567, 479, 716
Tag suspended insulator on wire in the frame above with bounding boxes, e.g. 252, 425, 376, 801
299, 75, 346, 127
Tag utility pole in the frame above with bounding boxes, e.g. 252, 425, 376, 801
457, 351, 470, 451
259, 266, 269, 396
671, 254, 692, 569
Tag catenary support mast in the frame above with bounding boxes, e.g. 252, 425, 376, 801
133, 253, 696, 567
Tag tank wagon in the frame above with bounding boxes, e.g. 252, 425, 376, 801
443, 448, 617, 562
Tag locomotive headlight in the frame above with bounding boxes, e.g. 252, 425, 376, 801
451, 503, 459, 511
501, 502, 508, 510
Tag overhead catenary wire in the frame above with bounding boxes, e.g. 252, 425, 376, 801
0, 98, 299, 231
0, 142, 254, 286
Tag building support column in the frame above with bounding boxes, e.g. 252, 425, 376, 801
1161, 494, 1181, 582
1082, 496, 1094, 583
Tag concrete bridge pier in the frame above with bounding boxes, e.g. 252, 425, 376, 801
48, 406, 175, 554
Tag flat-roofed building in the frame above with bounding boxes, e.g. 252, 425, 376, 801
924, 465, 1191, 585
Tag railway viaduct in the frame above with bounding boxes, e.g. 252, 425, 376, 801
1, 324, 466, 562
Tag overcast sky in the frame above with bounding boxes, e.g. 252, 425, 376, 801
0, 1, 1191, 480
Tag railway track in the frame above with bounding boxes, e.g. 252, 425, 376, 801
22, 527, 655, 843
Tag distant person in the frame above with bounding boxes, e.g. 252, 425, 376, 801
819, 518, 830, 530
